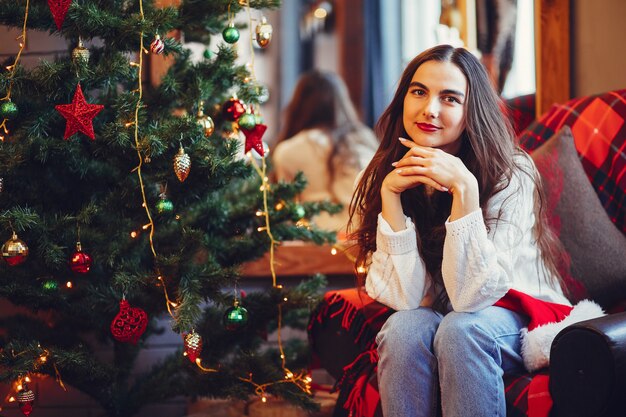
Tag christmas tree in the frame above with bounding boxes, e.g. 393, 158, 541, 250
0, 1, 338, 416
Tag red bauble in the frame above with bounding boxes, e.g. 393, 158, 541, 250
69, 241, 92, 274
110, 299, 148, 344
55, 83, 104, 140
48, 0, 72, 31
242, 123, 267, 157
222, 97, 245, 121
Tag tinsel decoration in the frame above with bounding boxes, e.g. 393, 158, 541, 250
150, 34, 164, 54
222, 97, 245, 121
183, 331, 203, 363
69, 241, 92, 274
255, 16, 273, 48
0, 177, 3, 193
222, 22, 240, 44
0, 100, 18, 120
196, 103, 215, 137
16, 384, 35, 416
48, 0, 72, 31
55, 83, 104, 140
173, 145, 191, 182
110, 299, 148, 344
2, 231, 28, 266
71, 39, 90, 65
242, 123, 267, 157
223, 300, 249, 331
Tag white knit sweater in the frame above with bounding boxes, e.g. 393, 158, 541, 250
365, 155, 571, 312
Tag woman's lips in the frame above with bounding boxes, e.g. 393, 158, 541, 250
416, 122, 441, 133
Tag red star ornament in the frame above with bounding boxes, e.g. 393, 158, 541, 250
48, 0, 72, 31
242, 123, 267, 157
55, 83, 104, 140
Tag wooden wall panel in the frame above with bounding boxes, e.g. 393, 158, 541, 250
535, 0, 570, 117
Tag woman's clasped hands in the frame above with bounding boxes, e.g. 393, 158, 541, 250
384, 137, 474, 196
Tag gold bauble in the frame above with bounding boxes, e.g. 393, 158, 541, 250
255, 16, 273, 48
196, 110, 215, 137
2, 231, 29, 266
72, 40, 90, 65
173, 145, 191, 182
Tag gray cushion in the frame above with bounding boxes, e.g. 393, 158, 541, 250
531, 126, 626, 309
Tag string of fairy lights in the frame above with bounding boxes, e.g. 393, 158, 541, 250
0, 0, 29, 142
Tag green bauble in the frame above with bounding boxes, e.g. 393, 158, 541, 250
156, 198, 174, 214
42, 279, 59, 291
222, 25, 240, 44
292, 204, 306, 221
237, 113, 256, 130
203, 49, 212, 59
0, 101, 18, 120
223, 305, 248, 331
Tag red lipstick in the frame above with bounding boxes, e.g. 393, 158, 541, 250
416, 122, 441, 132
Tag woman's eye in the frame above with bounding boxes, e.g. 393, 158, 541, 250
410, 89, 426, 96
443, 96, 460, 104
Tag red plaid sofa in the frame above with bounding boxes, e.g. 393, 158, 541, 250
308, 90, 626, 417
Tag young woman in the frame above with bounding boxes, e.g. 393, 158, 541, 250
273, 70, 379, 236
348, 44, 571, 416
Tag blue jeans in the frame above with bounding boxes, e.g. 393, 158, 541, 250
376, 306, 527, 417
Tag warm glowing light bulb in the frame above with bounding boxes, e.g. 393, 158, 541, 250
275, 202, 284, 210
314, 7, 328, 18
24, 376, 31, 383
16, 384, 22, 391
66, 281, 73, 289
130, 231, 138, 238
330, 248, 337, 255
256, 210, 264, 216
283, 297, 288, 302
261, 396, 267, 403
357, 266, 366, 274
8, 396, 15, 402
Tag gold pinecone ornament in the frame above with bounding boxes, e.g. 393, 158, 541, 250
183, 331, 203, 363
173, 144, 191, 182
16, 384, 35, 416
255, 16, 273, 48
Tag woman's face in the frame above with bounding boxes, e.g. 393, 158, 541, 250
402, 60, 468, 154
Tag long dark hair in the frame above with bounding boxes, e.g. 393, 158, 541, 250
276, 70, 377, 191
349, 45, 567, 309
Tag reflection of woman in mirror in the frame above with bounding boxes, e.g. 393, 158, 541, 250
273, 70, 379, 236
477, 0, 518, 93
